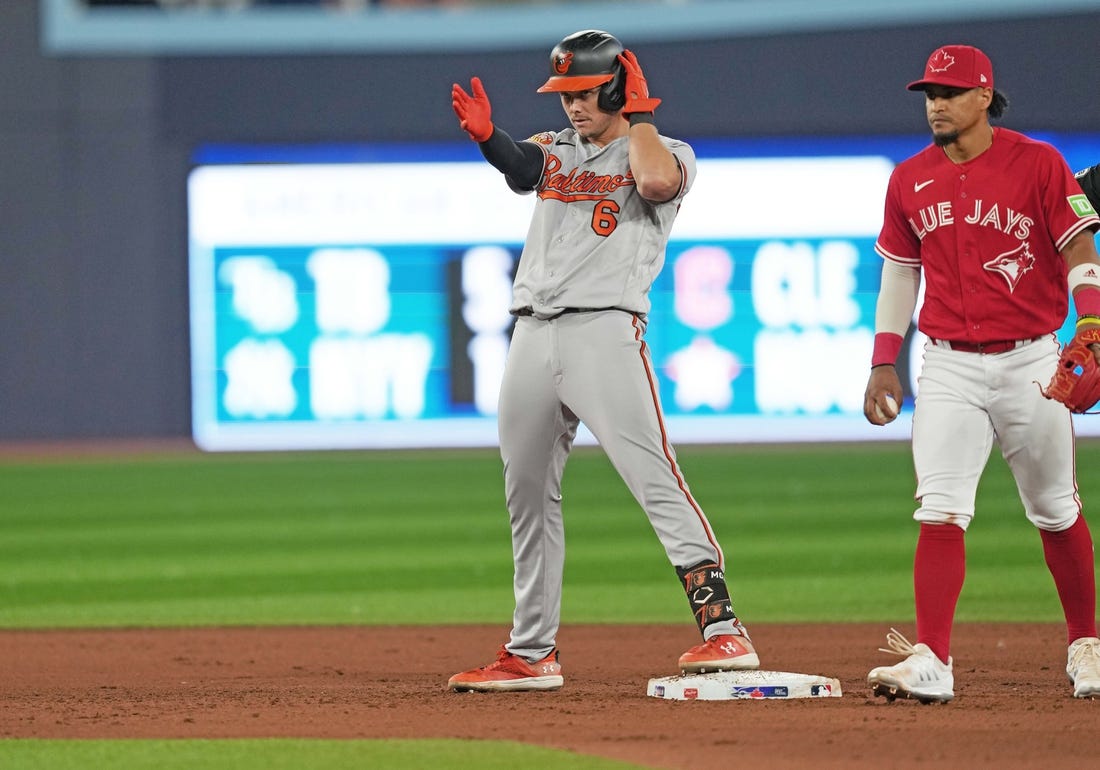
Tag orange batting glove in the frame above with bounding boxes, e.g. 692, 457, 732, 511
617, 50, 662, 115
451, 77, 494, 143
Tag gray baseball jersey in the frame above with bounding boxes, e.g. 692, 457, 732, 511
498, 128, 737, 660
509, 128, 694, 319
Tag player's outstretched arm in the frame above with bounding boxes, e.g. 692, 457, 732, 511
452, 77, 494, 142
451, 77, 542, 189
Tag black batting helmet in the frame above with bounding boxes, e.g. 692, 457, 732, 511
536, 29, 625, 112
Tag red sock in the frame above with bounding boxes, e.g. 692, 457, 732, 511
914, 522, 965, 663
1039, 515, 1098, 643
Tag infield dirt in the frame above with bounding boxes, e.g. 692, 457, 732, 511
3, 621, 1097, 768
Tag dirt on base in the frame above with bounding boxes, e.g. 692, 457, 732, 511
2, 622, 1096, 769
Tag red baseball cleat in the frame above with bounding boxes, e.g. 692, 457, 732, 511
679, 633, 760, 673
448, 645, 563, 692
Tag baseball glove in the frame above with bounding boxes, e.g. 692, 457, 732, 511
1043, 325, 1100, 413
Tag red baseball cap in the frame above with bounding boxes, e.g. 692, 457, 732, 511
907, 45, 994, 91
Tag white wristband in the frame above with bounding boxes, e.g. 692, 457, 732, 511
1067, 262, 1100, 291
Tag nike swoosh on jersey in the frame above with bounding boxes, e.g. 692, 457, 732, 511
914, 179, 934, 192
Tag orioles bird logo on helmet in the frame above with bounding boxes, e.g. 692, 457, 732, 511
553, 51, 574, 75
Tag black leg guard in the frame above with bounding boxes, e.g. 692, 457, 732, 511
677, 560, 738, 636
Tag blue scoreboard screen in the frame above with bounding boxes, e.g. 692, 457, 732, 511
188, 135, 1100, 450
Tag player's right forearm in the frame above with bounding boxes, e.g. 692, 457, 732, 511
872, 260, 921, 366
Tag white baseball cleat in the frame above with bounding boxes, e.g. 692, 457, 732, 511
1067, 636, 1100, 698
867, 628, 954, 704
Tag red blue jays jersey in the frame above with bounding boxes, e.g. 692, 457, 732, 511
875, 128, 1099, 342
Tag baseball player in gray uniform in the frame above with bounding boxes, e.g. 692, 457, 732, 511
447, 29, 759, 692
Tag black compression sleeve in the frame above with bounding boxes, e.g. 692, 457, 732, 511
479, 127, 544, 191
1077, 164, 1100, 214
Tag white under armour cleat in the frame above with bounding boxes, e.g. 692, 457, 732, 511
868, 627, 954, 704
1067, 636, 1100, 698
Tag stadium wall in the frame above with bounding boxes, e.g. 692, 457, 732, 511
3, 2, 1100, 440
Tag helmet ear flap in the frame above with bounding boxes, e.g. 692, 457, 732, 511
598, 58, 625, 112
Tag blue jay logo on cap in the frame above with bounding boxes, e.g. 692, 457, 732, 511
928, 49, 955, 73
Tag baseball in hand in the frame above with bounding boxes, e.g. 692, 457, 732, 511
874, 394, 899, 421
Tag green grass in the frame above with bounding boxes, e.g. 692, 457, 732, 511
2, 440, 1092, 629
3, 441, 1095, 768
0, 739, 645, 770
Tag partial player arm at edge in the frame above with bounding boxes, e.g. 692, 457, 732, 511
478, 128, 544, 192
1076, 164, 1100, 213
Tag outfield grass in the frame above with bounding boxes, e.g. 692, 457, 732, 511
3, 440, 1094, 629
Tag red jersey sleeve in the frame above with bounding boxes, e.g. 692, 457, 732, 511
874, 166, 922, 267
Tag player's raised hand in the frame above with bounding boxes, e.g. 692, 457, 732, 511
451, 77, 494, 143
617, 50, 662, 116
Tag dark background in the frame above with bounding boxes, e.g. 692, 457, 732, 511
4, 3, 1100, 442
